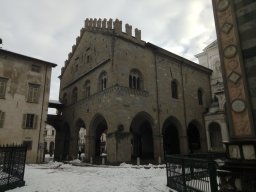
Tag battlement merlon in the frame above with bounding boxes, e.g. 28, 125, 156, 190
61, 18, 143, 76
83, 18, 141, 40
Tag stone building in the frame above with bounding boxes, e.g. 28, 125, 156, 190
44, 124, 56, 155
0, 49, 56, 163
195, 40, 229, 151
55, 18, 212, 163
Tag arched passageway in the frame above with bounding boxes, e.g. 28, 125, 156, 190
209, 122, 223, 150
187, 121, 201, 153
62, 123, 70, 160
75, 119, 86, 155
49, 141, 54, 156
162, 117, 180, 155
130, 112, 154, 160
90, 115, 108, 158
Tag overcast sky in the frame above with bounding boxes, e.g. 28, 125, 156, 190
0, 0, 216, 101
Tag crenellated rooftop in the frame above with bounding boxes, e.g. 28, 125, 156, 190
61, 18, 143, 76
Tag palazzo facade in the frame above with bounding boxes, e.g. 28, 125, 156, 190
55, 18, 212, 163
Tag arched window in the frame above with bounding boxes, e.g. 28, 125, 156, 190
99, 71, 107, 91
198, 89, 203, 105
84, 80, 90, 98
62, 93, 68, 105
129, 69, 143, 90
171, 80, 178, 99
72, 87, 78, 103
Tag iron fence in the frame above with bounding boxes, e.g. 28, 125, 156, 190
0, 145, 27, 191
166, 154, 220, 192
166, 153, 256, 192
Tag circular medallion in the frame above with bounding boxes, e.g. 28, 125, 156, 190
231, 99, 246, 113
217, 0, 230, 12
224, 45, 237, 58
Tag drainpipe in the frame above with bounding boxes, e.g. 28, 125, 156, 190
37, 65, 48, 163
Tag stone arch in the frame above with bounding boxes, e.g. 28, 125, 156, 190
130, 112, 154, 160
162, 116, 181, 155
89, 114, 108, 158
209, 122, 223, 150
75, 118, 86, 155
187, 120, 202, 153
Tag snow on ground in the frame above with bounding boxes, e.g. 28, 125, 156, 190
7, 161, 170, 192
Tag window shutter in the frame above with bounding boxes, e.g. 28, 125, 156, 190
33, 115, 38, 129
22, 114, 27, 128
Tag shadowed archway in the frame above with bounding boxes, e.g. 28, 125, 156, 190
209, 122, 223, 150
130, 112, 154, 160
75, 118, 86, 156
187, 121, 201, 153
90, 114, 108, 158
162, 117, 181, 155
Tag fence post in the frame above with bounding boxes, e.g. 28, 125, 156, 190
209, 161, 218, 192
182, 159, 187, 191
7, 146, 13, 188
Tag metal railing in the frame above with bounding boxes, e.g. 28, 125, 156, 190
166, 153, 256, 192
0, 145, 27, 191
165, 153, 225, 192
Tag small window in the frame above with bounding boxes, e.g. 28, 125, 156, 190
99, 72, 107, 91
62, 93, 68, 105
31, 65, 41, 73
129, 69, 142, 90
0, 77, 8, 98
52, 130, 54, 136
198, 89, 203, 105
72, 87, 78, 103
23, 140, 32, 150
171, 81, 178, 99
0, 111, 5, 128
84, 80, 91, 98
22, 114, 38, 129
28, 83, 40, 103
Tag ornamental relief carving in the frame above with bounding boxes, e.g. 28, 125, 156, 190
227, 60, 238, 70
213, 0, 254, 137
229, 84, 243, 98
232, 112, 251, 136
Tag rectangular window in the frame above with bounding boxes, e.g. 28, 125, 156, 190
31, 64, 41, 73
52, 130, 54, 136
22, 114, 38, 129
23, 140, 32, 150
27, 83, 40, 103
0, 77, 8, 98
0, 111, 5, 128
